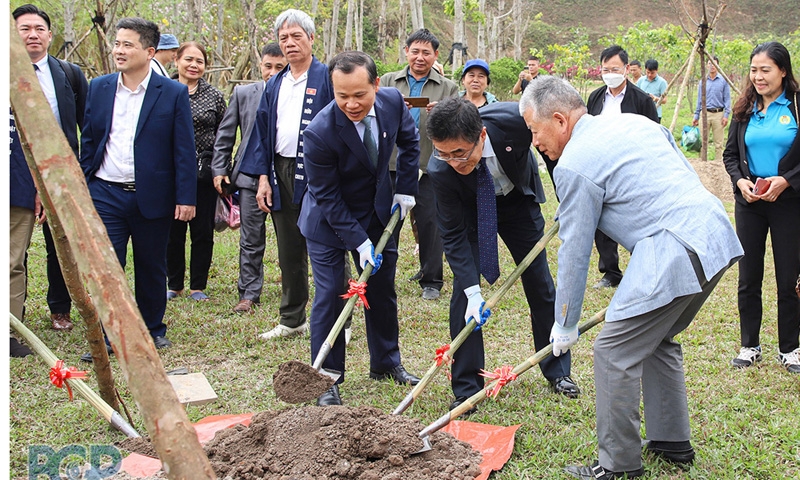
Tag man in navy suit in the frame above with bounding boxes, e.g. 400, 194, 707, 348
426, 98, 579, 414
299, 51, 421, 406
79, 18, 196, 361
13, 4, 89, 332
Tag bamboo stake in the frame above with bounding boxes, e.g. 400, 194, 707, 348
419, 308, 606, 439
393, 221, 560, 415
10, 314, 139, 437
10, 18, 215, 479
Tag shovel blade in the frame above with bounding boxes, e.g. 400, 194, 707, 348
413, 435, 433, 454
319, 368, 342, 383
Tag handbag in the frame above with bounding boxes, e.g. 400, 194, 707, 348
197, 150, 213, 183
214, 195, 230, 232
225, 194, 240, 230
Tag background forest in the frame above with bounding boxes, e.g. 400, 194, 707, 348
16, 0, 800, 100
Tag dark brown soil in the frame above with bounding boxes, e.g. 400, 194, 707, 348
118, 406, 482, 480
117, 437, 157, 459
273, 360, 335, 404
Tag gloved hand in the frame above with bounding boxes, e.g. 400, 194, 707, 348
392, 194, 416, 220
464, 285, 490, 327
550, 323, 579, 357
357, 239, 382, 274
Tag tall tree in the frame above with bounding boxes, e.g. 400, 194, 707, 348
377, 0, 388, 60
453, 0, 465, 71
411, 0, 424, 30
344, 0, 355, 50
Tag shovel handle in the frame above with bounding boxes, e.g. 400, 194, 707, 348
312, 209, 402, 372
393, 222, 560, 415
419, 308, 606, 438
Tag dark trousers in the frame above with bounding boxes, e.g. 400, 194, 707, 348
89, 179, 171, 338
734, 196, 800, 353
272, 155, 308, 327
449, 193, 570, 398
235, 176, 267, 303
596, 230, 623, 283
391, 172, 444, 290
167, 181, 217, 291
306, 214, 401, 384
42, 222, 72, 314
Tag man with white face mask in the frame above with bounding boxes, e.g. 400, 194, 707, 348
584, 45, 659, 290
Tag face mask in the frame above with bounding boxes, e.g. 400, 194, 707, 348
602, 73, 625, 89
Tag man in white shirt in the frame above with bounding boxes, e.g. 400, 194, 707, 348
150, 33, 179, 76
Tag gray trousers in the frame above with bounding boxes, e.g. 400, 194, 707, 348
235, 174, 266, 303
594, 251, 730, 471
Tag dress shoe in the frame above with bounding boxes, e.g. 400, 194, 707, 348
449, 397, 478, 418
592, 277, 620, 289
646, 440, 695, 465
316, 385, 342, 406
233, 298, 256, 314
421, 287, 440, 300
153, 336, 173, 349
51, 313, 73, 331
408, 270, 422, 282
259, 322, 308, 340
369, 364, 420, 385
564, 461, 643, 479
550, 375, 580, 398
10, 337, 33, 358
80, 344, 114, 363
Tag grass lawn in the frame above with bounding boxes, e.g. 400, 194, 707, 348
9, 167, 799, 479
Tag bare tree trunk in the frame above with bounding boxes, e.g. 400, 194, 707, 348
668, 35, 701, 132
411, 0, 424, 30
477, 0, 486, 59
377, 0, 388, 60
94, 0, 111, 74
344, 0, 355, 51
512, 0, 528, 60
62, 0, 77, 61
216, 1, 224, 62
356, 0, 364, 51
240, 0, 259, 80
329, 0, 341, 60
452, 0, 465, 72
311, 0, 320, 19
10, 22, 215, 479
398, 0, 408, 63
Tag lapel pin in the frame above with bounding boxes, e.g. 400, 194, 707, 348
383, 132, 387, 138
506, 146, 512, 152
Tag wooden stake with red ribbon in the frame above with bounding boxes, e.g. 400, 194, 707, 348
49, 360, 88, 401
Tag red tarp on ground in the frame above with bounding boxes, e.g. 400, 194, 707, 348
120, 414, 520, 479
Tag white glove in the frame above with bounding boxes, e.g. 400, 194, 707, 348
464, 285, 489, 326
550, 323, 579, 357
392, 194, 416, 220
356, 239, 382, 274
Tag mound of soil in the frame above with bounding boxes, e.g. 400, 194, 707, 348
119, 406, 482, 480
273, 360, 335, 404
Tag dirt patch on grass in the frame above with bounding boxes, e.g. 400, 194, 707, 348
116, 406, 482, 480
689, 157, 734, 204
273, 359, 335, 404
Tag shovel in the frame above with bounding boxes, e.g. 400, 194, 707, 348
417, 308, 607, 443
273, 210, 402, 403
393, 221, 560, 415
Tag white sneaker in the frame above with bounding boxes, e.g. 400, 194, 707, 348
731, 346, 762, 368
778, 348, 800, 374
258, 323, 307, 340
345, 328, 352, 346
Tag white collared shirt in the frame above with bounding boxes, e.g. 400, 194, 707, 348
275, 69, 309, 158
95, 70, 153, 183
601, 84, 627, 115
482, 137, 514, 196
354, 107, 378, 154
33, 56, 61, 128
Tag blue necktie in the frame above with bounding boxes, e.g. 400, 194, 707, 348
476, 159, 499, 284
363, 116, 378, 167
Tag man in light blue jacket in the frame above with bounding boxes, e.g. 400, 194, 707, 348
520, 76, 743, 479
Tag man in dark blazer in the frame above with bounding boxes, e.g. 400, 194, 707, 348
427, 98, 579, 414
299, 51, 421, 406
13, 4, 89, 332
212, 43, 285, 314
79, 18, 196, 361
238, 9, 333, 340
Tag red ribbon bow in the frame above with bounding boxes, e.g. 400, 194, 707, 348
434, 344, 453, 380
479, 365, 518, 399
340, 279, 370, 309
49, 360, 88, 401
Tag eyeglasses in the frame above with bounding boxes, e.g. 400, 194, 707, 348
433, 140, 479, 163
600, 67, 625, 74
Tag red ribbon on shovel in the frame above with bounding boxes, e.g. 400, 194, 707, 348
49, 359, 88, 401
479, 365, 518, 399
435, 344, 453, 380
340, 279, 370, 309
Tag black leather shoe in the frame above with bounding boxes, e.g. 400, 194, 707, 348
550, 375, 580, 398
10, 337, 33, 358
80, 344, 114, 363
153, 336, 173, 349
592, 276, 620, 289
449, 397, 478, 418
564, 461, 644, 479
369, 364, 420, 385
646, 440, 695, 465
316, 385, 342, 406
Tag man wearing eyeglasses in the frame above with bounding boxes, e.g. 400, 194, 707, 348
426, 98, 579, 415
584, 45, 659, 290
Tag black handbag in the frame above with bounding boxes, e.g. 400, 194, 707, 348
197, 150, 213, 183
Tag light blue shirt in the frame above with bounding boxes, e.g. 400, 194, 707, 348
636, 75, 668, 118
407, 74, 428, 127
353, 106, 379, 155
745, 90, 797, 178
693, 75, 731, 119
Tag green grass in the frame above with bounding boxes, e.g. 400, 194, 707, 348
9, 172, 797, 477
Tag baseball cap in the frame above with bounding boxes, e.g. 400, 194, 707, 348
462, 59, 490, 79
157, 34, 179, 50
